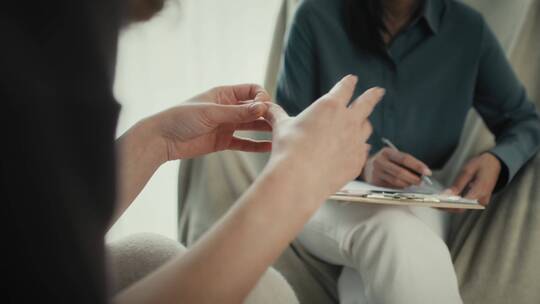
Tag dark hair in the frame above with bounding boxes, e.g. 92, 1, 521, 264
343, 0, 388, 56
127, 0, 166, 22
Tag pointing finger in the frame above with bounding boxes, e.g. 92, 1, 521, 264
324, 75, 358, 106
351, 87, 385, 119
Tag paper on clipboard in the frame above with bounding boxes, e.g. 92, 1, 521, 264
331, 181, 484, 210
335, 181, 405, 195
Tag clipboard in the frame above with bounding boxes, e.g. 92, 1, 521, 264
330, 181, 485, 210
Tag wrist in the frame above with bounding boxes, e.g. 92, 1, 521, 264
262, 155, 331, 209
128, 117, 169, 167
482, 151, 507, 190
481, 152, 501, 170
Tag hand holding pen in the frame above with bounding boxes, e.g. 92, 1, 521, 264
360, 137, 435, 189
381, 138, 434, 186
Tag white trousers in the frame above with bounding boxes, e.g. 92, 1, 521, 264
298, 201, 463, 304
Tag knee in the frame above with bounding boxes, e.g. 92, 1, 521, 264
341, 210, 460, 303
345, 209, 449, 259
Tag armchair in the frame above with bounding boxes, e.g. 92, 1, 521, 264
177, 1, 540, 303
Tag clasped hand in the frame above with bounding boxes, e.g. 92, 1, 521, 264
146, 84, 273, 161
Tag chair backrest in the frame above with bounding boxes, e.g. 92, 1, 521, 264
511, 0, 540, 102
177, 0, 539, 250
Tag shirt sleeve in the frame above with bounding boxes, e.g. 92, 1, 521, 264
473, 19, 540, 189
275, 3, 318, 116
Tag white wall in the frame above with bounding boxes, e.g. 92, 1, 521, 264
108, 0, 281, 242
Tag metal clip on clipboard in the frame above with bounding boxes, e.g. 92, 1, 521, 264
332, 181, 484, 209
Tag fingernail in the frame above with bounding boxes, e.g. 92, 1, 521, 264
376, 87, 386, 96
423, 168, 432, 176
345, 74, 358, 84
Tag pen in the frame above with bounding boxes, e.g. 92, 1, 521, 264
381, 137, 433, 186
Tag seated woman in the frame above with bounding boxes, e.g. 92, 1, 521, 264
5, 1, 384, 303
276, 0, 540, 303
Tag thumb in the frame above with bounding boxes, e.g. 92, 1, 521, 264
263, 103, 290, 126
205, 102, 267, 124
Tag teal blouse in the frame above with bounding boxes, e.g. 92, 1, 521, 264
276, 0, 540, 187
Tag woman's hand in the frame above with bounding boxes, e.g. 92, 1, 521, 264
115, 76, 384, 304
113, 84, 273, 222
263, 75, 385, 200
446, 152, 502, 206
146, 84, 273, 161
361, 148, 432, 188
